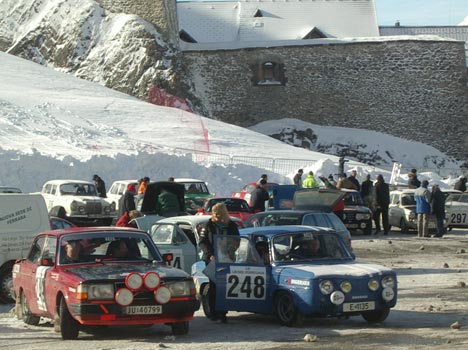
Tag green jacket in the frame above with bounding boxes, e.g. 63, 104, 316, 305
156, 190, 181, 216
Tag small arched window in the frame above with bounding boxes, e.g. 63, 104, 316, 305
253, 60, 286, 86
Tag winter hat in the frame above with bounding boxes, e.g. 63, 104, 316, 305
127, 184, 136, 192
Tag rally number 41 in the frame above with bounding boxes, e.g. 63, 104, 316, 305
226, 274, 266, 300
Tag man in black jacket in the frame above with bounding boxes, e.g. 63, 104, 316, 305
250, 179, 270, 212
373, 174, 390, 235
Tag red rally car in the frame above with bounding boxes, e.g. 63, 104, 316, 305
12, 227, 200, 340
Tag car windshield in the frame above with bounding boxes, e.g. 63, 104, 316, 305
260, 213, 302, 226
272, 232, 348, 262
206, 199, 250, 212
401, 194, 415, 206
183, 182, 209, 194
449, 194, 468, 203
60, 183, 97, 196
343, 192, 364, 206
58, 232, 161, 265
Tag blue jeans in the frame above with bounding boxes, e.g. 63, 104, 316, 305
434, 215, 445, 236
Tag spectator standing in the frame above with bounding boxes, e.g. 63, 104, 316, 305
414, 180, 431, 237
373, 174, 390, 235
257, 174, 268, 185
93, 174, 107, 198
121, 184, 136, 215
360, 174, 374, 209
198, 203, 240, 322
430, 184, 446, 237
407, 169, 421, 189
303, 171, 319, 188
250, 179, 270, 212
138, 176, 150, 195
168, 177, 175, 182
347, 170, 360, 192
453, 176, 467, 192
293, 169, 304, 188
327, 174, 337, 188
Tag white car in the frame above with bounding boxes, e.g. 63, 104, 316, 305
445, 192, 468, 229
40, 179, 117, 226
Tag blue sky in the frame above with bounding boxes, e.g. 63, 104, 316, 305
375, 0, 468, 26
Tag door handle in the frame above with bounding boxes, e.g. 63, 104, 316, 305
216, 267, 227, 272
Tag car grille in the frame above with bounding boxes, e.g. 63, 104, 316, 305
85, 201, 102, 214
345, 212, 356, 222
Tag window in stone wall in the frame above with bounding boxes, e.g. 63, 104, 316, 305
253, 61, 286, 86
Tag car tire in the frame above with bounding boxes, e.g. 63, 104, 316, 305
200, 283, 215, 319
171, 321, 189, 335
18, 290, 40, 325
274, 291, 304, 327
0, 264, 15, 304
399, 218, 409, 233
59, 298, 80, 340
361, 307, 390, 323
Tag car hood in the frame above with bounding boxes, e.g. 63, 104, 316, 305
64, 262, 189, 281
343, 206, 372, 213
293, 189, 345, 212
277, 261, 394, 278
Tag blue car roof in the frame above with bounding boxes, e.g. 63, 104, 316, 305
239, 225, 334, 237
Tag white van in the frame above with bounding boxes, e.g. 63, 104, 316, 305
0, 194, 50, 303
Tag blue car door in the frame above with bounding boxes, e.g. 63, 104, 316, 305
213, 236, 271, 314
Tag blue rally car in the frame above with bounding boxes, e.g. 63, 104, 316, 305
193, 225, 397, 326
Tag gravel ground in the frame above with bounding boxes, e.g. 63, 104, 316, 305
1, 229, 467, 350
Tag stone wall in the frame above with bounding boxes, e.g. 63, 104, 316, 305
95, 0, 178, 46
182, 40, 468, 160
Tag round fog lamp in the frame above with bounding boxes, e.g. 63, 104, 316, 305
115, 288, 133, 306
382, 287, 395, 301
154, 286, 171, 304
125, 272, 143, 291
330, 291, 345, 305
381, 276, 395, 289
144, 272, 160, 290
368, 279, 379, 291
319, 280, 334, 295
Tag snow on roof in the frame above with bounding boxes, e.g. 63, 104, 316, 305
177, 0, 379, 44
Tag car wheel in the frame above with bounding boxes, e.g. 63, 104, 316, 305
171, 321, 189, 335
274, 292, 303, 327
399, 218, 409, 233
19, 290, 40, 325
361, 307, 390, 323
200, 283, 215, 319
0, 264, 15, 303
59, 298, 80, 340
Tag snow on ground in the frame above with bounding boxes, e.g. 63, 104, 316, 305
0, 51, 462, 196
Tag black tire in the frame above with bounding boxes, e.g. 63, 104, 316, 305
200, 284, 215, 319
362, 307, 390, 323
171, 321, 189, 335
59, 298, 80, 340
400, 218, 409, 233
0, 264, 15, 304
274, 292, 303, 327
19, 291, 40, 325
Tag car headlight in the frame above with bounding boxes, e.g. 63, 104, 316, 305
340, 281, 352, 293
319, 280, 334, 295
103, 206, 111, 213
125, 272, 143, 291
78, 205, 86, 214
408, 211, 416, 220
356, 213, 371, 220
154, 286, 172, 304
70, 201, 78, 211
115, 288, 134, 306
166, 280, 195, 297
368, 279, 379, 291
110, 202, 116, 211
381, 275, 395, 289
77, 283, 115, 300
342, 213, 347, 220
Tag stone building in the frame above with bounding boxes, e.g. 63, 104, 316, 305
95, 0, 468, 161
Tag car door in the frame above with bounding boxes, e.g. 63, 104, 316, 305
149, 223, 198, 273
212, 236, 271, 314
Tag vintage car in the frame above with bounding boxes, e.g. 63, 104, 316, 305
231, 182, 279, 207
243, 210, 352, 250
12, 227, 199, 339
445, 192, 468, 229
40, 180, 117, 226
340, 189, 373, 235
148, 215, 243, 273
195, 197, 253, 221
174, 178, 214, 214
388, 189, 438, 233
193, 225, 397, 326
